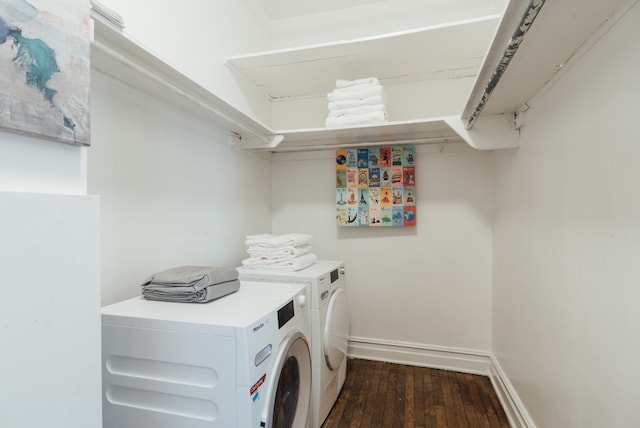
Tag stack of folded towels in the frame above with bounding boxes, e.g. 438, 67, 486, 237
141, 266, 240, 303
325, 77, 388, 128
242, 233, 317, 271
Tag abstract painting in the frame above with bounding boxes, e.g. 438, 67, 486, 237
0, 0, 90, 146
336, 145, 416, 227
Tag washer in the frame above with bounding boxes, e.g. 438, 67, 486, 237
238, 260, 350, 428
101, 281, 311, 428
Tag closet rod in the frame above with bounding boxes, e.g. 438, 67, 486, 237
462, 0, 547, 129
264, 136, 464, 153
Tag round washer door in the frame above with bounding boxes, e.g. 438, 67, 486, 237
323, 288, 350, 370
262, 331, 311, 428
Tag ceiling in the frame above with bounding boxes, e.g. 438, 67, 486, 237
249, 0, 388, 20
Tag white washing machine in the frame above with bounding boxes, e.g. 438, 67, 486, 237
101, 281, 311, 428
238, 260, 350, 428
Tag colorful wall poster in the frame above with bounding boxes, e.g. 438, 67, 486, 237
336, 145, 416, 227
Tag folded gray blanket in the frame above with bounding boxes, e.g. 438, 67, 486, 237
141, 266, 240, 303
142, 279, 240, 303
142, 266, 238, 290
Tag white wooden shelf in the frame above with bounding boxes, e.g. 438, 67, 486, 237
90, 12, 502, 152
225, 15, 500, 102
271, 118, 461, 152
461, 0, 638, 145
91, 0, 637, 153
89, 14, 280, 148
223, 15, 504, 151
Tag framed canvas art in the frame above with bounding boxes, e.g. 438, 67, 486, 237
0, 0, 91, 146
336, 145, 416, 227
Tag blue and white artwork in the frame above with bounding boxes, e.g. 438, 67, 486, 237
0, 0, 90, 146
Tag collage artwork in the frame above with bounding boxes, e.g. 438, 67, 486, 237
336, 146, 416, 227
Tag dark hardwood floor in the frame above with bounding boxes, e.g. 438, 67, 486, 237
322, 358, 510, 428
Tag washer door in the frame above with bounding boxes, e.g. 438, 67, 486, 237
262, 331, 311, 428
323, 288, 350, 370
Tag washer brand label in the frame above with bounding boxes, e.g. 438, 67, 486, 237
252, 322, 264, 332
250, 374, 266, 395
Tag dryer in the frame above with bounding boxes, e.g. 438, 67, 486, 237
101, 281, 311, 428
238, 260, 350, 428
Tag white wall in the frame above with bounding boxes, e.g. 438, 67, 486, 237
0, 192, 101, 428
89, 70, 273, 306
0, 132, 87, 194
271, 144, 493, 352
88, 1, 278, 306
492, 3, 640, 427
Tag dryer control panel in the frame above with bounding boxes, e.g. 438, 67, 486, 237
277, 300, 295, 328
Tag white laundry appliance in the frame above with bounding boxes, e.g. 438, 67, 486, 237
101, 281, 311, 428
238, 260, 350, 428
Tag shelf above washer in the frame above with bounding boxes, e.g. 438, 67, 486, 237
90, 14, 280, 148
264, 118, 460, 152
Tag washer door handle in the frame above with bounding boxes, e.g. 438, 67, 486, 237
255, 344, 272, 367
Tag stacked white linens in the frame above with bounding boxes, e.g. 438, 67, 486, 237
141, 266, 240, 303
248, 243, 312, 259
242, 233, 317, 271
242, 253, 317, 271
326, 78, 388, 128
90, 0, 125, 28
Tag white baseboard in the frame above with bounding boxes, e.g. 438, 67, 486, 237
348, 335, 492, 375
488, 354, 537, 428
347, 336, 535, 428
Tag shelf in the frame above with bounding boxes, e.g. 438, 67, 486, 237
100, 0, 634, 153
223, 14, 509, 151
89, 14, 468, 152
225, 15, 500, 101
462, 0, 638, 136
89, 14, 281, 148
89, 1, 639, 153
268, 118, 462, 152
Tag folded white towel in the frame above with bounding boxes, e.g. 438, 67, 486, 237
248, 244, 313, 259
327, 84, 385, 102
241, 253, 317, 271
330, 82, 381, 95
245, 233, 313, 248
328, 104, 387, 118
326, 111, 388, 128
335, 77, 380, 89
328, 95, 385, 111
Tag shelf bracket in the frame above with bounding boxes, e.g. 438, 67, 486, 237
445, 114, 519, 150
235, 133, 285, 150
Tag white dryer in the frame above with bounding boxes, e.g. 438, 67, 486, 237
238, 260, 350, 428
101, 281, 311, 428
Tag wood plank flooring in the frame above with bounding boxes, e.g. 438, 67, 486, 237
322, 358, 510, 428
